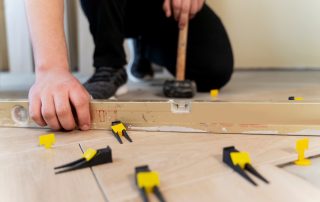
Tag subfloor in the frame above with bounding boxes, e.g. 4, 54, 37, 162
1, 69, 320, 101
123, 69, 320, 101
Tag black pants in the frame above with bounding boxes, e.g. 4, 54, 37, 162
80, 0, 234, 91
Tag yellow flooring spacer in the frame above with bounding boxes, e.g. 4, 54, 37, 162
294, 138, 311, 166
83, 148, 97, 161
294, 97, 304, 101
210, 89, 219, 97
295, 159, 311, 166
111, 123, 126, 136
137, 171, 160, 193
296, 138, 309, 150
39, 133, 56, 149
230, 152, 251, 169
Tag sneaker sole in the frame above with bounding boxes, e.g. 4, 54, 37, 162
116, 84, 128, 96
127, 61, 153, 83
108, 84, 128, 100
128, 74, 154, 83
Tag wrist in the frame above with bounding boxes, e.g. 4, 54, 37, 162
34, 51, 69, 72
35, 62, 70, 78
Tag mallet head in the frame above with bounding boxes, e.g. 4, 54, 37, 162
163, 80, 196, 98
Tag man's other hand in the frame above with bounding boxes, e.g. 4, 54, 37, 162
163, 0, 205, 29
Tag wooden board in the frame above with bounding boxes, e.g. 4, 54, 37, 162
0, 0, 8, 71
2, 100, 320, 136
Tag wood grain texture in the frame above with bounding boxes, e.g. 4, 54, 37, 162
0, 0, 8, 71
1, 127, 320, 201
161, 165, 320, 202
284, 157, 320, 189
0, 143, 105, 202
0, 127, 113, 155
65, 0, 78, 71
79, 131, 320, 201
176, 21, 188, 81
3, 100, 320, 136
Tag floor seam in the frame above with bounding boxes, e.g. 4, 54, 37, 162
79, 144, 109, 202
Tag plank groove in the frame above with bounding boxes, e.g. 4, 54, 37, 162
2, 127, 320, 201
79, 131, 320, 201
0, 143, 105, 202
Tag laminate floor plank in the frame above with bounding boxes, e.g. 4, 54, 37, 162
0, 143, 106, 202
78, 131, 320, 201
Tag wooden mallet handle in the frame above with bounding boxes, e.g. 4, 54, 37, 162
176, 21, 189, 81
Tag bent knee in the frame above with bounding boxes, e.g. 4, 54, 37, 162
187, 64, 234, 92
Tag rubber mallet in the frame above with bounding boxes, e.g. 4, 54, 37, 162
163, 20, 196, 98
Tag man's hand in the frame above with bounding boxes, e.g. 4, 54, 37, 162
163, 0, 205, 29
28, 68, 91, 131
25, 0, 90, 131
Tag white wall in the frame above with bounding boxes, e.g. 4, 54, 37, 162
208, 0, 320, 68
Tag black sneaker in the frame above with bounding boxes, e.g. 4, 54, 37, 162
83, 67, 128, 99
128, 39, 154, 82
129, 58, 154, 82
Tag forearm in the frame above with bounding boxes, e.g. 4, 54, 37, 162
24, 0, 69, 75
